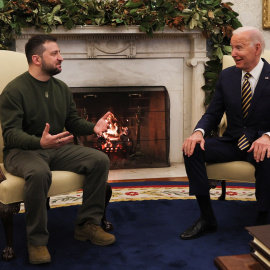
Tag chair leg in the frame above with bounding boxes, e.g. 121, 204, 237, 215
209, 179, 219, 189
218, 180, 226, 201
0, 202, 21, 261
46, 197, 51, 210
101, 183, 113, 232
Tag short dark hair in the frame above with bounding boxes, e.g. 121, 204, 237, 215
25, 34, 57, 64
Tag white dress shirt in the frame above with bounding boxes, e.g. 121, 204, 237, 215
242, 58, 264, 95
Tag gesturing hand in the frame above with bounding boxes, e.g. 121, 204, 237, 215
40, 123, 74, 149
94, 111, 112, 136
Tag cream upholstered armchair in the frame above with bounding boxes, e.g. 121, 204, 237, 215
0, 50, 112, 261
206, 51, 270, 200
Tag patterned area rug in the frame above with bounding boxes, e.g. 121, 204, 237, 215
110, 184, 256, 202
20, 182, 256, 211
19, 182, 256, 212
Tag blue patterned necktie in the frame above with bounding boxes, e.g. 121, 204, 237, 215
238, 72, 252, 150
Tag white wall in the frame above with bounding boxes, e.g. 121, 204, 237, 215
231, 0, 270, 49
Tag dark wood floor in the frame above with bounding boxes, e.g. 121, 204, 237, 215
108, 176, 189, 183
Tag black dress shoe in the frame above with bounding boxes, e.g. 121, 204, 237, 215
255, 211, 268, 226
180, 217, 217, 240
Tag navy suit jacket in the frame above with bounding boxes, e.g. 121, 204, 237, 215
196, 59, 270, 143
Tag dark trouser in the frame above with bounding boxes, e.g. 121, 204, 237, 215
183, 137, 270, 212
4, 144, 110, 246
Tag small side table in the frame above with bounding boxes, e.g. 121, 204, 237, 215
214, 254, 266, 270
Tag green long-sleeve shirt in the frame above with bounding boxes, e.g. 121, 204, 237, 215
0, 72, 95, 160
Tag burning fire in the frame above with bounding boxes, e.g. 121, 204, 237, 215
103, 113, 119, 140
78, 109, 132, 156
100, 113, 131, 153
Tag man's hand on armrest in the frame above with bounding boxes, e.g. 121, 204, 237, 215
182, 130, 205, 157
248, 134, 270, 162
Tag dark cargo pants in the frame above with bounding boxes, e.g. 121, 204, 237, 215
4, 144, 110, 246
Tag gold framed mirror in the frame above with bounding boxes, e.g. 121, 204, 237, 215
263, 0, 270, 28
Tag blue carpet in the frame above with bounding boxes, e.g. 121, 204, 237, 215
0, 196, 258, 269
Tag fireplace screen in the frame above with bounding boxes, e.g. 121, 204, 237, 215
72, 86, 169, 169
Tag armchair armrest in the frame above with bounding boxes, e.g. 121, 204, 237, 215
0, 166, 6, 183
218, 114, 227, 137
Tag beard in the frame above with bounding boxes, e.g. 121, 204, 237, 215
41, 58, 62, 76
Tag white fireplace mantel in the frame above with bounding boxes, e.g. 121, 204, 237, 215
15, 25, 208, 164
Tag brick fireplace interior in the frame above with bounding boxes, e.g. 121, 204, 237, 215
72, 86, 169, 169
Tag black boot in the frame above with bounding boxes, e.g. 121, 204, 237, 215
255, 211, 268, 226
180, 195, 217, 240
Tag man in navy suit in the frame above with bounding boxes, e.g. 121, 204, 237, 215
181, 26, 270, 240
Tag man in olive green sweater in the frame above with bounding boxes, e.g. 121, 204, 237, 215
0, 35, 115, 264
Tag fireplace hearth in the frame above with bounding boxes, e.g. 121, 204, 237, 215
72, 86, 169, 169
